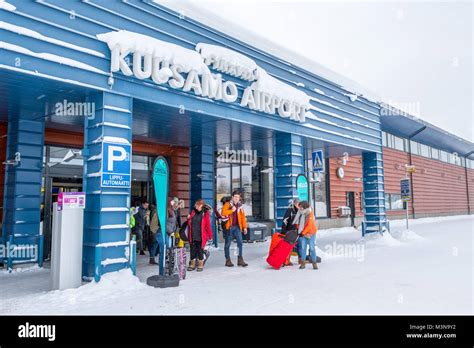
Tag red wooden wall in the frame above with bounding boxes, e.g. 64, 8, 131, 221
328, 156, 363, 217
383, 147, 413, 216
411, 154, 469, 216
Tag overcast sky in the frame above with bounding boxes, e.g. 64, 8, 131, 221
193, 0, 473, 142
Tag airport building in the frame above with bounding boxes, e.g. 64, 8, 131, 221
0, 0, 472, 279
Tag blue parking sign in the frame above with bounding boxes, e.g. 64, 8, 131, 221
101, 142, 131, 188
312, 150, 325, 172
400, 178, 410, 201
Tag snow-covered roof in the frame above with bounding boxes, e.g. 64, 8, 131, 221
153, 0, 382, 103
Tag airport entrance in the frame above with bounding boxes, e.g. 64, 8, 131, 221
41, 145, 156, 260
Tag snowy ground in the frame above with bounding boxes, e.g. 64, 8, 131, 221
1, 215, 472, 315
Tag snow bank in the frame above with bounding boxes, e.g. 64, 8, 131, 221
389, 229, 425, 242
356, 231, 402, 249
97, 30, 209, 75
252, 68, 310, 107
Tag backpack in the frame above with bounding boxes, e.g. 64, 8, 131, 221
129, 208, 136, 229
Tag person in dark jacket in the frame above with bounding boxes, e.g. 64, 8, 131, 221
281, 199, 300, 234
134, 199, 149, 255
186, 199, 213, 272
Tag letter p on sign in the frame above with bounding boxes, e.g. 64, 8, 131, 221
107, 145, 127, 171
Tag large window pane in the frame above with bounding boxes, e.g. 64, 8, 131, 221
231, 165, 240, 191
410, 141, 419, 155
241, 165, 252, 216
390, 194, 403, 210
393, 136, 405, 151
384, 193, 391, 210
306, 151, 328, 218
420, 144, 430, 157
440, 150, 448, 162
216, 165, 231, 208
431, 148, 440, 160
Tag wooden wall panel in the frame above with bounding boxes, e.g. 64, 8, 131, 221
467, 168, 474, 214
383, 148, 412, 216
328, 156, 363, 217
411, 154, 468, 215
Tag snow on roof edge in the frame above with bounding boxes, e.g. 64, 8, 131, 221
152, 1, 472, 146
152, 0, 382, 103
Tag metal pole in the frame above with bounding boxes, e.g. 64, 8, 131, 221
406, 199, 409, 230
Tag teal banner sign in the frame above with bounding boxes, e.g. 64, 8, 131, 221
152, 156, 169, 276
296, 174, 309, 202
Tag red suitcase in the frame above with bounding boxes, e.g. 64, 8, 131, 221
266, 238, 295, 270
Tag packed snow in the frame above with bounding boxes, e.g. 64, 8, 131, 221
1, 215, 472, 315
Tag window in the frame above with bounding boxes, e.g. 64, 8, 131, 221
386, 134, 394, 148
216, 164, 231, 204
440, 150, 448, 162
215, 156, 274, 220
453, 154, 461, 166
241, 165, 253, 216
231, 165, 240, 191
384, 193, 391, 210
381, 132, 387, 147
305, 149, 329, 218
385, 193, 404, 210
393, 136, 405, 151
419, 144, 430, 157
431, 148, 440, 160
390, 194, 403, 210
410, 141, 419, 155
446, 153, 453, 164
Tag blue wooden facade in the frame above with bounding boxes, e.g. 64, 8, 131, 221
0, 0, 387, 279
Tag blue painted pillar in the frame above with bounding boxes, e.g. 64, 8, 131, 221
82, 92, 133, 281
2, 111, 44, 265
189, 118, 215, 240
362, 151, 388, 233
274, 132, 304, 229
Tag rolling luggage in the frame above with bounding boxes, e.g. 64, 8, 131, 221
267, 231, 298, 270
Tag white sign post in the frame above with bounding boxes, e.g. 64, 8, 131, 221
50, 192, 86, 290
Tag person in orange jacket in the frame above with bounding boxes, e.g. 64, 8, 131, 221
293, 200, 318, 269
221, 191, 248, 267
